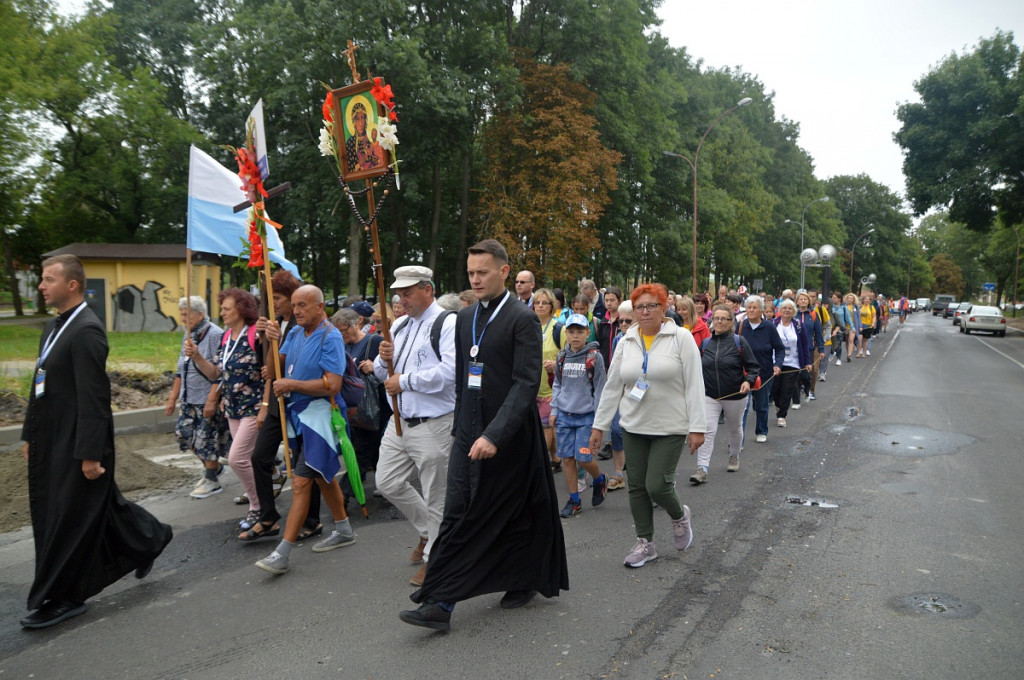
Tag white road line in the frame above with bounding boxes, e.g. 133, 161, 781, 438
974, 336, 1024, 371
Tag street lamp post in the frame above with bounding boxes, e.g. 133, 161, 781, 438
849, 226, 875, 291
663, 96, 753, 295
858, 273, 877, 296
1012, 225, 1021, 318
786, 196, 830, 290
801, 244, 837, 301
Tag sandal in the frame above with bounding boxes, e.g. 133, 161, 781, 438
297, 523, 323, 541
238, 521, 279, 542
238, 510, 260, 530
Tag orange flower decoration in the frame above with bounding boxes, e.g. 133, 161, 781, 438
323, 91, 334, 123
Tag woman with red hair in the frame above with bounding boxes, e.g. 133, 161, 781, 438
206, 288, 264, 531
589, 283, 707, 568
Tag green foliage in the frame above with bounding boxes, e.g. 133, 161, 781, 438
896, 30, 1024, 231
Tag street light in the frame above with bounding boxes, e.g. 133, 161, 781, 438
786, 196, 830, 289
849, 226, 875, 291
663, 96, 753, 294
801, 244, 838, 301
1012, 225, 1021, 318
859, 273, 877, 296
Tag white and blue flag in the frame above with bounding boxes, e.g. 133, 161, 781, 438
186, 144, 298, 274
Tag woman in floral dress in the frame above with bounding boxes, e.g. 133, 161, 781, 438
205, 288, 265, 530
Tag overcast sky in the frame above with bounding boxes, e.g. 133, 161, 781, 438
656, 0, 1024, 200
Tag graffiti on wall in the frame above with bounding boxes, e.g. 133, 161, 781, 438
114, 281, 178, 332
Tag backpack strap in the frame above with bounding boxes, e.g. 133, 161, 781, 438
553, 322, 564, 349
585, 348, 599, 397
430, 310, 456, 360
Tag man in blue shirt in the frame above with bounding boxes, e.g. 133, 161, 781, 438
254, 285, 356, 575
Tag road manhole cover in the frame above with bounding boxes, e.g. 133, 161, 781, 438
890, 592, 980, 619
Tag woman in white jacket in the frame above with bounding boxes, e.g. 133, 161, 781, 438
590, 284, 706, 568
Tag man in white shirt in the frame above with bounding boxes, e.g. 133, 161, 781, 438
374, 266, 457, 587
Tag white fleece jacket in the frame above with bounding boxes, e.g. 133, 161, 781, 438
593, 321, 707, 436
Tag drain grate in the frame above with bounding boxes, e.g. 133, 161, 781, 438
890, 592, 980, 619
784, 495, 838, 508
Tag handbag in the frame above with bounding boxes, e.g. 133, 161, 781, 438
347, 338, 381, 430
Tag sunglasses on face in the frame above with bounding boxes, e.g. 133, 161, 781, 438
619, 318, 633, 325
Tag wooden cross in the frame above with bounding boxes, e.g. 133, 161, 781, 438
343, 40, 360, 84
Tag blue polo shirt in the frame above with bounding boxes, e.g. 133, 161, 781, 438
279, 319, 346, 409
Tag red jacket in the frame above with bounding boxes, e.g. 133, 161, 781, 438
689, 318, 711, 347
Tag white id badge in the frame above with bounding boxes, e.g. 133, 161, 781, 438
468, 362, 483, 390
629, 379, 649, 401
34, 369, 46, 398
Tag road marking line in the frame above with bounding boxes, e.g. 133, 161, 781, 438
973, 336, 1024, 371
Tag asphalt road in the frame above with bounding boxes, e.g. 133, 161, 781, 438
1, 311, 1022, 679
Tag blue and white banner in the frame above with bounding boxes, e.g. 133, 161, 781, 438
186, 144, 298, 274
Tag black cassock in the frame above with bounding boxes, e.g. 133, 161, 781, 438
21, 305, 172, 610
412, 290, 569, 604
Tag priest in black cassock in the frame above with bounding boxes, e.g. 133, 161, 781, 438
401, 239, 569, 631
20, 254, 172, 630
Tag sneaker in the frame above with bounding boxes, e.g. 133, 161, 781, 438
689, 468, 708, 484
835, 357, 842, 366
867, 350, 871, 356
791, 402, 801, 410
755, 434, 767, 443
809, 393, 816, 401
727, 456, 739, 472
607, 475, 625, 491
190, 477, 222, 499
623, 538, 658, 568
777, 418, 787, 428
819, 375, 827, 382
592, 476, 608, 506
672, 505, 693, 550
255, 550, 289, 574
312, 530, 357, 552
598, 443, 613, 460
559, 499, 582, 518
239, 509, 260, 530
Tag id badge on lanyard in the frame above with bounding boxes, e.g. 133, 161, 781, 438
34, 369, 46, 398
468, 362, 483, 390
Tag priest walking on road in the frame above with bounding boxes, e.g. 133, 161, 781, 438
400, 239, 569, 632
20, 254, 173, 630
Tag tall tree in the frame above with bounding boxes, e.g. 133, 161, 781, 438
895, 30, 1024, 231
478, 56, 621, 283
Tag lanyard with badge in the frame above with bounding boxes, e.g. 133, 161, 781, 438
35, 302, 86, 398
467, 292, 510, 390
629, 328, 658, 401
221, 325, 247, 376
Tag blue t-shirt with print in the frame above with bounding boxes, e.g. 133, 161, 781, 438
279, 320, 346, 409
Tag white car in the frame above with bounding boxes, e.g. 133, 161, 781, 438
961, 305, 1007, 336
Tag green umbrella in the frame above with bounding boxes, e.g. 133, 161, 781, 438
329, 398, 368, 518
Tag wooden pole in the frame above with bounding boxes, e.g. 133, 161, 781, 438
365, 179, 401, 435
185, 248, 193, 331
257, 224, 294, 478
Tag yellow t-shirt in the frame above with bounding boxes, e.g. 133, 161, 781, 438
538, 318, 560, 398
859, 304, 875, 328
641, 332, 657, 351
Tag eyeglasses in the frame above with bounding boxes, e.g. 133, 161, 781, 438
534, 300, 551, 306
712, 316, 732, 323
634, 303, 662, 313
515, 280, 531, 285
619, 318, 633, 325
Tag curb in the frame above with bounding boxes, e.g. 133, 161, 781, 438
0, 406, 175, 450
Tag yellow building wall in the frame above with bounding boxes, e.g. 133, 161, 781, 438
84, 259, 222, 332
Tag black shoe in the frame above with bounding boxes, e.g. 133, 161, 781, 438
20, 601, 87, 629
550, 460, 562, 473
399, 603, 451, 631
135, 560, 154, 579
597, 443, 613, 460
499, 589, 537, 609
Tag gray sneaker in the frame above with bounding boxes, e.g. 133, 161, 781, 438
255, 550, 289, 574
672, 505, 693, 550
312, 530, 356, 553
189, 477, 222, 499
727, 456, 740, 472
689, 468, 708, 484
623, 538, 658, 568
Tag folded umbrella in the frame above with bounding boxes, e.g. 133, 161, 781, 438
329, 396, 368, 518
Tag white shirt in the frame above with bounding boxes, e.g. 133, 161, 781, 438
776, 322, 800, 369
373, 301, 456, 419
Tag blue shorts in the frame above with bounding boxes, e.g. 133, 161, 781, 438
555, 411, 595, 462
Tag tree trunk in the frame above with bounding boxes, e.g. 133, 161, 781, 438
428, 162, 441, 273
347, 215, 361, 297
456, 145, 471, 292
2, 229, 24, 316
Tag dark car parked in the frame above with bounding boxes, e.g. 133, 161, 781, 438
943, 302, 960, 319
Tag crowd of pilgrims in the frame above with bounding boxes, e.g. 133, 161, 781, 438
166, 268, 893, 572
